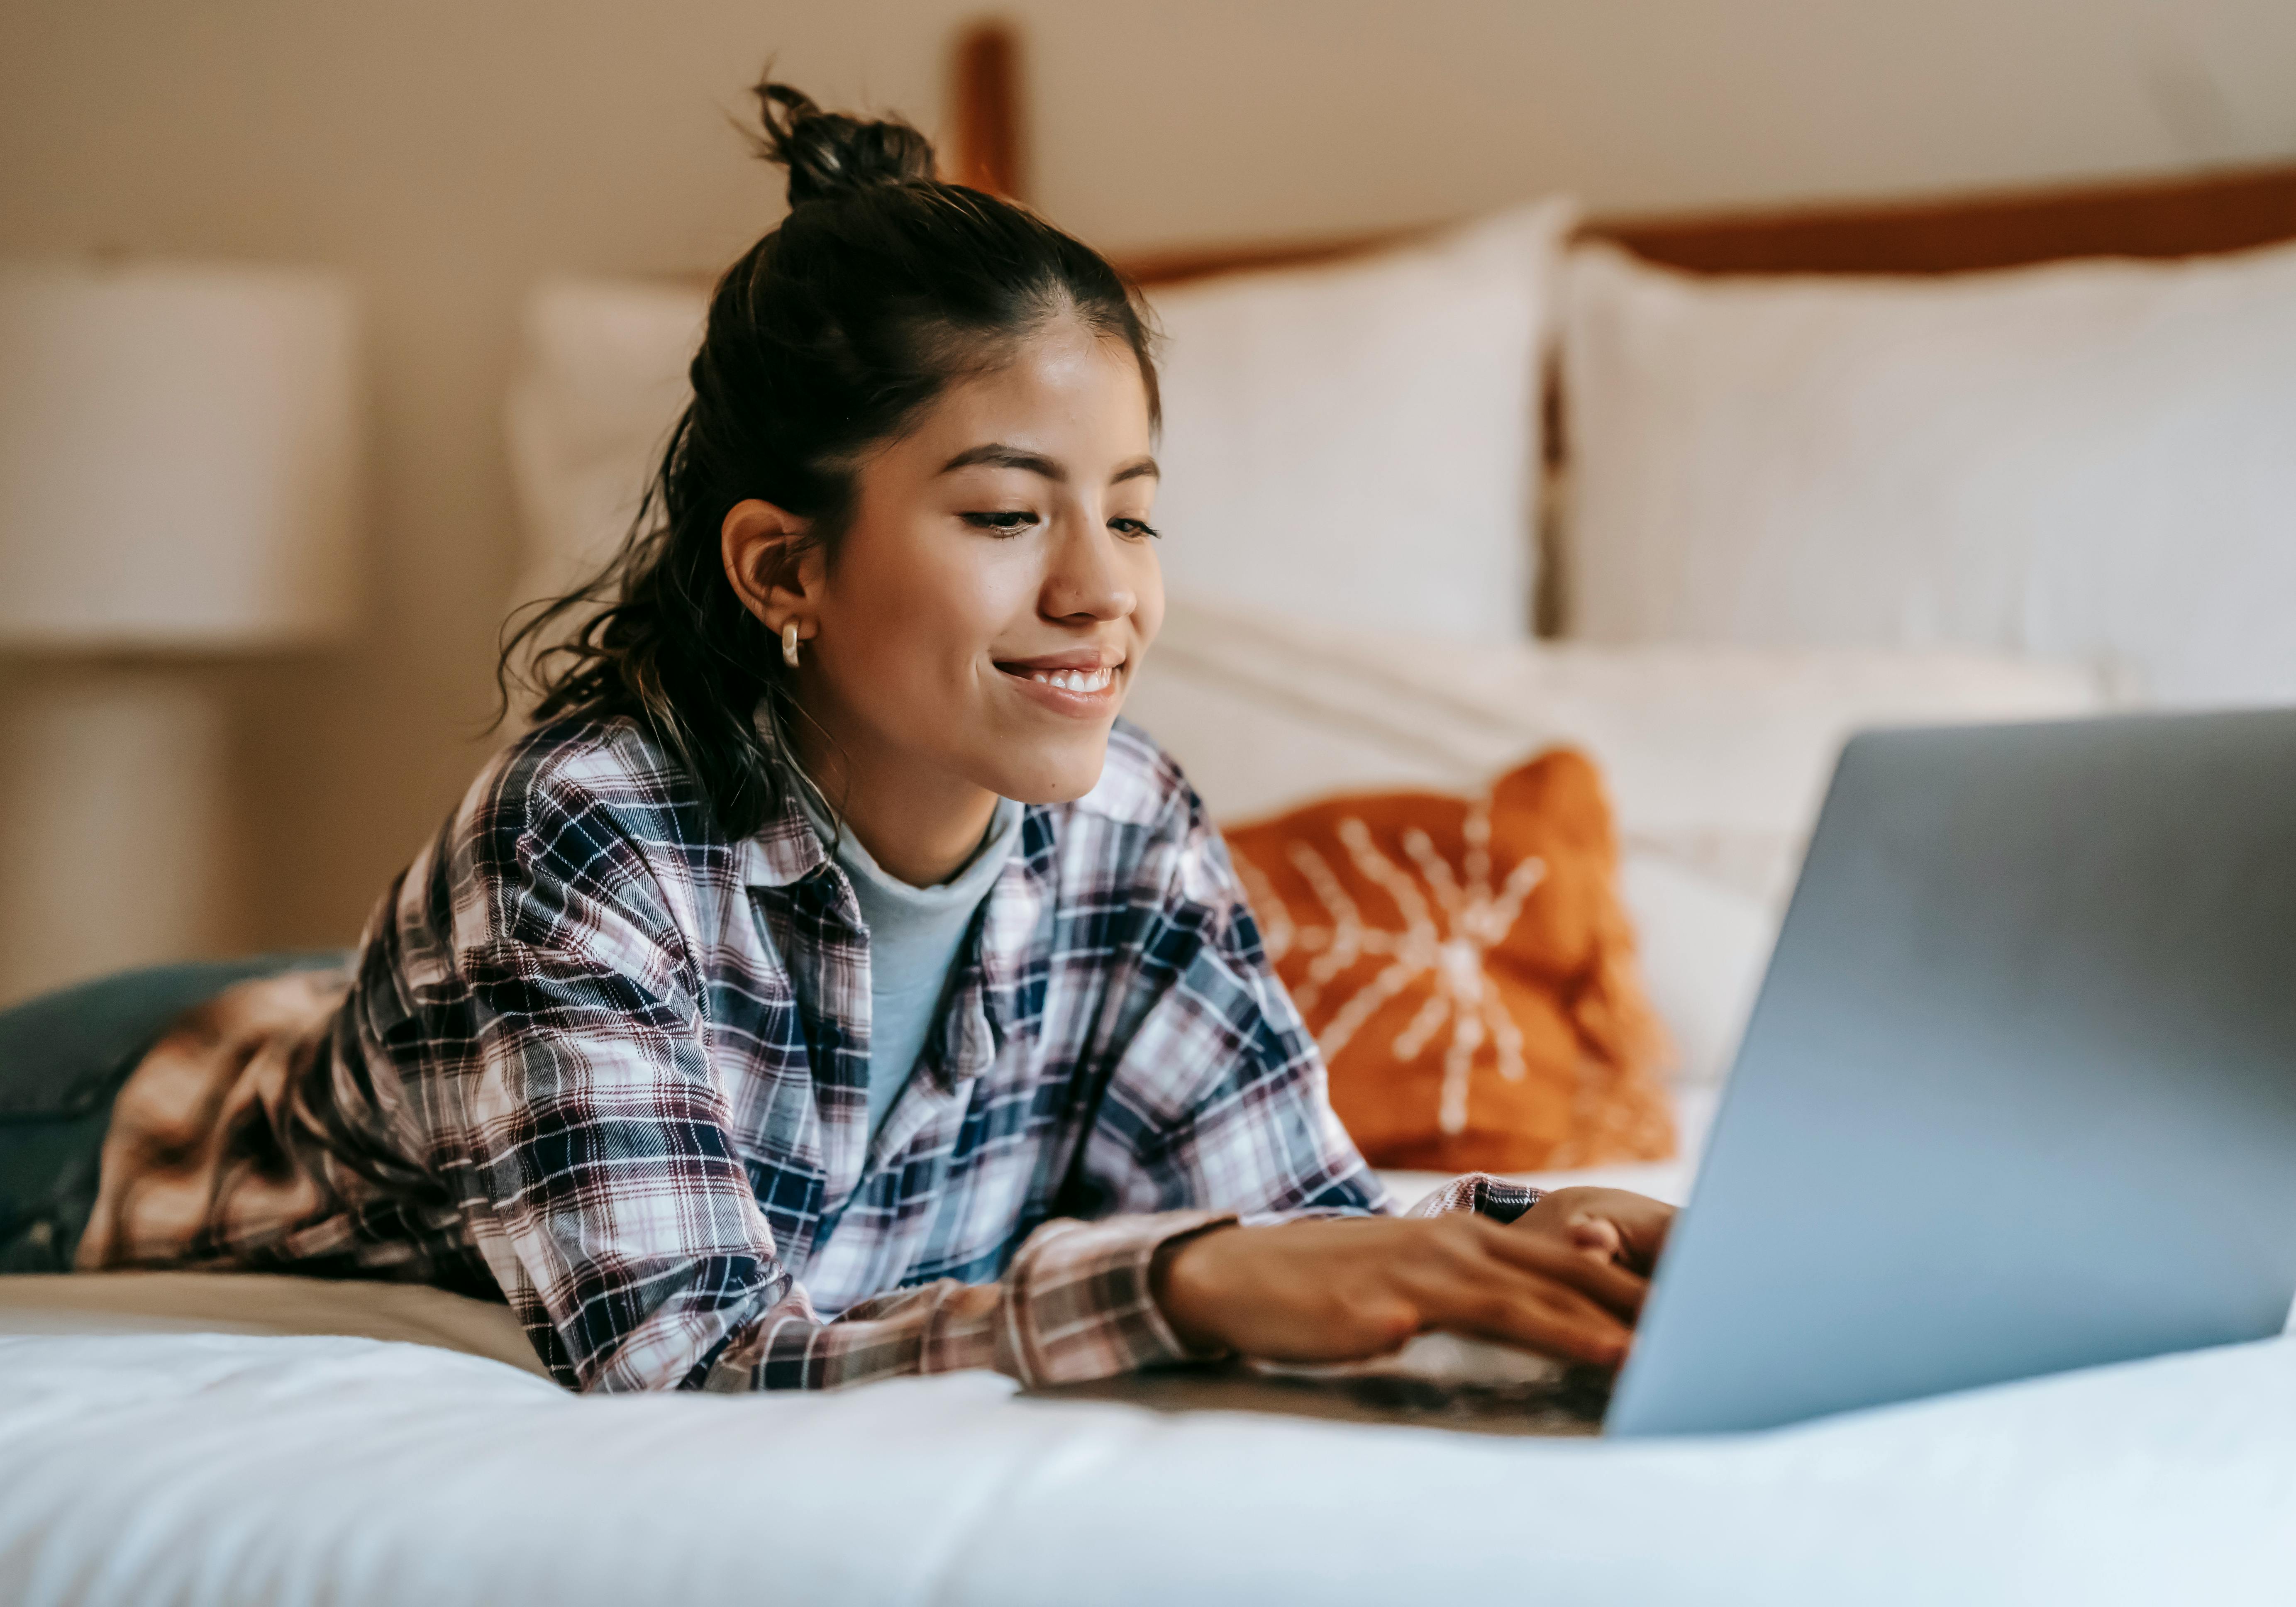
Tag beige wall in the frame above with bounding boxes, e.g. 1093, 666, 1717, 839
1, 0, 2292, 966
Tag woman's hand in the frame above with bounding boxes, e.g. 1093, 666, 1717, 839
1151, 1214, 1646, 1370
1512, 1188, 1677, 1276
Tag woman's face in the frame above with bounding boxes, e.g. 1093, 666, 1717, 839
737, 317, 1164, 814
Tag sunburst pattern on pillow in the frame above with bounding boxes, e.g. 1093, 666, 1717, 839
1226, 749, 1675, 1172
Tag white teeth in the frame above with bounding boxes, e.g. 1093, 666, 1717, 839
1027, 666, 1111, 692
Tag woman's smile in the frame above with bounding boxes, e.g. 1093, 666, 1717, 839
995, 649, 1127, 712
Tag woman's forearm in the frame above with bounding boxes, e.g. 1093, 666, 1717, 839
682, 1210, 1234, 1392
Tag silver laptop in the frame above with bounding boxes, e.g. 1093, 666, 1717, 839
1607, 707, 2296, 1435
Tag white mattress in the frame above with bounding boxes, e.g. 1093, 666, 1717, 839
2, 1272, 2293, 1605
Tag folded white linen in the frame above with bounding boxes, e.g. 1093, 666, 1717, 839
1126, 598, 2105, 1090
1130, 597, 2106, 906
1616, 857, 1775, 1085
1, 1311, 2291, 1605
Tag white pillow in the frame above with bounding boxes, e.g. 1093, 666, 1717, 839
504, 276, 707, 612
1147, 200, 1577, 644
1560, 239, 2296, 707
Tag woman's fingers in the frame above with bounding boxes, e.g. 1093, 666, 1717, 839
1476, 1219, 1650, 1320
1152, 1214, 1653, 1370
1391, 1241, 1636, 1366
1515, 1188, 1677, 1275
1563, 1214, 1626, 1261
1413, 1268, 1632, 1365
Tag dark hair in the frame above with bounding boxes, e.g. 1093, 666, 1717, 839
502, 78, 1160, 837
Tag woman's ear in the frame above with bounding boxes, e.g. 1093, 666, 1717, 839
721, 498, 818, 636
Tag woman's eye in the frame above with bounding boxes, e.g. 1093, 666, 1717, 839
1110, 518, 1161, 541
961, 510, 1038, 535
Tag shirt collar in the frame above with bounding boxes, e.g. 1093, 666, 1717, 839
732, 700, 839, 889
737, 784, 832, 890
730, 717, 1057, 1029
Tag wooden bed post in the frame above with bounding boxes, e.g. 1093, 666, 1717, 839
949, 20, 1024, 201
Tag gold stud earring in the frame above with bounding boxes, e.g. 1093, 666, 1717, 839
781, 620, 802, 668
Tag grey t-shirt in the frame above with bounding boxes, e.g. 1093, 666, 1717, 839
792, 780, 1023, 1147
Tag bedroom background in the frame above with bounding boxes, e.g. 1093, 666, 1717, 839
12, 9, 2296, 1591
1, 0, 2293, 1016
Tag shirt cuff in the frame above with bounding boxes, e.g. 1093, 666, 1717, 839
997, 1209, 1234, 1387
1402, 1173, 1545, 1224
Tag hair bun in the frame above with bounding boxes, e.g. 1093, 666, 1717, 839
751, 80, 937, 207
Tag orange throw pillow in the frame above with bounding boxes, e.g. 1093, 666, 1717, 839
1225, 749, 1676, 1173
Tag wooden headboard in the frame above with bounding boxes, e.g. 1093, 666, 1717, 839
947, 20, 2296, 283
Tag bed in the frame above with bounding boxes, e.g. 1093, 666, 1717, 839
5, 1269, 2296, 1605
11, 22, 2296, 1605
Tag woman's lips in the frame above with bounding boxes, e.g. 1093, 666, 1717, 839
996, 659, 1124, 713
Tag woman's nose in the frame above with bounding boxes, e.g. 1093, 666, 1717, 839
1040, 514, 1135, 622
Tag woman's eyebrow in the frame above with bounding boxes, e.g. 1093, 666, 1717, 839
939, 443, 1064, 480
1111, 456, 1160, 485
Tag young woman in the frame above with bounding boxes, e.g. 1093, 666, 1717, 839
4, 82, 1672, 1392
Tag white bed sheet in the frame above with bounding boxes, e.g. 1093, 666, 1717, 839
1, 1276, 2292, 1606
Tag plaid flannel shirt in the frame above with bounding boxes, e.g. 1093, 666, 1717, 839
288, 713, 1533, 1392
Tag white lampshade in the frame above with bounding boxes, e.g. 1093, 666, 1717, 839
0, 260, 361, 650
